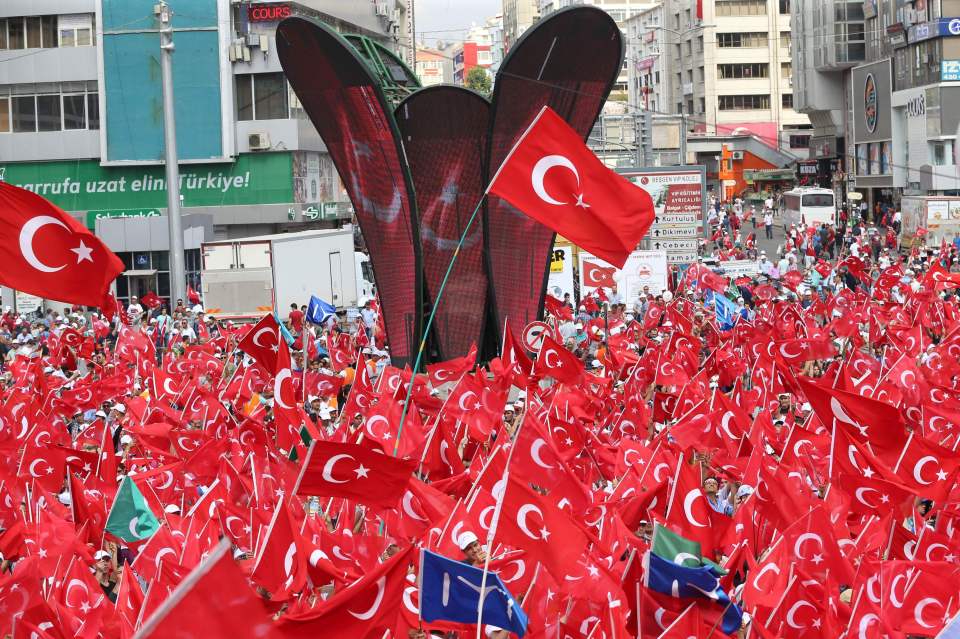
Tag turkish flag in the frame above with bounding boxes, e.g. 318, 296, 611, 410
277, 546, 414, 638
293, 441, 416, 509
543, 293, 573, 320
487, 106, 655, 268
237, 313, 281, 371
187, 286, 201, 305
141, 290, 162, 309
498, 473, 589, 579
582, 260, 617, 287
0, 182, 124, 305
425, 343, 477, 386
250, 496, 308, 600
136, 540, 281, 639
534, 334, 584, 384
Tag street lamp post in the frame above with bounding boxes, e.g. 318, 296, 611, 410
157, 1, 186, 306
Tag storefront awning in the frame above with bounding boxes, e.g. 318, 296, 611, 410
123, 269, 157, 277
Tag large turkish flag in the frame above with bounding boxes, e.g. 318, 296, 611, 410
487, 106, 655, 267
0, 182, 123, 305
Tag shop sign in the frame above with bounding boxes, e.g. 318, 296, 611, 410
0, 153, 294, 214
248, 4, 291, 22
943, 60, 960, 81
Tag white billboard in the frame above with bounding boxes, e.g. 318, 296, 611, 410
546, 245, 575, 301
579, 250, 669, 300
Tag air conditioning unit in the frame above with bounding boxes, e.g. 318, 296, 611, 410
248, 133, 271, 151
246, 33, 260, 47
731, 151, 744, 160
375, 1, 390, 17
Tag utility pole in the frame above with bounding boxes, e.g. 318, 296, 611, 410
679, 106, 687, 167
157, 1, 186, 305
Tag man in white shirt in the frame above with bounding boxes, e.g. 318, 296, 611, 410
126, 297, 144, 325
607, 284, 623, 306
759, 252, 775, 276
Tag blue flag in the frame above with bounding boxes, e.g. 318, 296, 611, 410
643, 551, 742, 635
940, 610, 960, 638
419, 549, 528, 637
306, 295, 337, 325
708, 289, 739, 331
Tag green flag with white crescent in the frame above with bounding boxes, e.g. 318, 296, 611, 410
651, 524, 727, 573
105, 476, 160, 542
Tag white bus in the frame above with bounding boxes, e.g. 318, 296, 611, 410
781, 188, 836, 227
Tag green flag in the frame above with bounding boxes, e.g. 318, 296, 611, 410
651, 524, 703, 567
105, 476, 160, 542
651, 524, 727, 574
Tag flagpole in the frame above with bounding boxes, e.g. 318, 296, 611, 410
474, 391, 530, 639
392, 193, 487, 456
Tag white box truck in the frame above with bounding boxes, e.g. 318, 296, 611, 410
200, 228, 374, 320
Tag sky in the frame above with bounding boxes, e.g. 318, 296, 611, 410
414, 0, 501, 46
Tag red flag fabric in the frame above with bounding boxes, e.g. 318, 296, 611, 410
0, 182, 124, 305
141, 291, 162, 310
237, 313, 282, 371
136, 540, 281, 639
582, 260, 617, 287
425, 343, 477, 386
487, 106, 655, 268
293, 441, 416, 508
534, 334, 584, 384
276, 546, 414, 638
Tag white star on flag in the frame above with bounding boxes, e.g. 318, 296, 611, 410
354, 464, 370, 479
71, 240, 94, 263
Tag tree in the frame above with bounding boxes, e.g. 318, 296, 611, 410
465, 66, 492, 95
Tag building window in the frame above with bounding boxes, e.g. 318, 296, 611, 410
1, 16, 62, 50
781, 62, 792, 78
0, 83, 99, 133
779, 0, 791, 14
718, 63, 769, 79
717, 32, 766, 48
932, 142, 953, 166
62, 94, 87, 129
0, 98, 8, 133
87, 93, 100, 129
59, 14, 94, 47
716, 1, 767, 17
780, 32, 791, 49
12, 96, 36, 132
7, 17, 25, 49
789, 134, 810, 148
236, 73, 290, 121
36, 95, 61, 132
718, 94, 771, 110
782, 94, 793, 108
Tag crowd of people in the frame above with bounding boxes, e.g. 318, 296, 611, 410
1, 199, 960, 639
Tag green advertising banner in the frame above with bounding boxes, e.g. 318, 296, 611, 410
0, 153, 294, 214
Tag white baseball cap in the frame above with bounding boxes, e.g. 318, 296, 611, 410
458, 531, 479, 550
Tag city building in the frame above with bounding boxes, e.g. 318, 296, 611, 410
540, 0, 657, 100
847, 0, 960, 237
453, 23, 493, 84
484, 13, 505, 74
0, 0, 409, 310
415, 46, 453, 86
626, 4, 670, 116
502, 0, 539, 51
628, 0, 809, 163
790, 0, 865, 200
